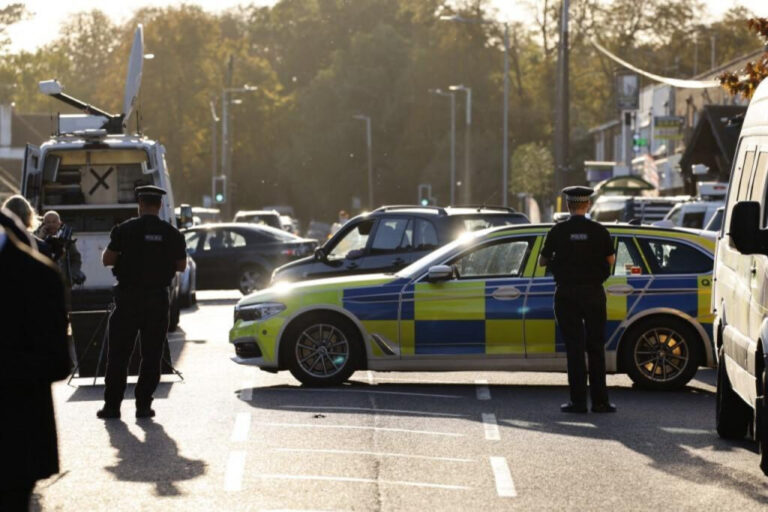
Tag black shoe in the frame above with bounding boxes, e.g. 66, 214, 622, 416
592, 402, 617, 413
97, 407, 121, 419
560, 402, 588, 413
136, 407, 155, 418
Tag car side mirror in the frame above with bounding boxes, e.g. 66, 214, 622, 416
427, 265, 453, 282
729, 201, 768, 254
314, 247, 327, 261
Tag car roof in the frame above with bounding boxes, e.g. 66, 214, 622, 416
184, 222, 288, 233
479, 222, 715, 250
362, 204, 527, 218
234, 210, 279, 216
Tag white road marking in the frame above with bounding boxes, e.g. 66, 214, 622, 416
240, 382, 253, 402
254, 421, 463, 437
660, 427, 713, 435
557, 421, 597, 429
256, 474, 471, 490
264, 387, 462, 399
482, 413, 500, 441
475, 379, 491, 400
278, 405, 468, 418
273, 448, 474, 463
224, 451, 246, 491
231, 412, 251, 442
489, 457, 517, 498
366, 370, 374, 385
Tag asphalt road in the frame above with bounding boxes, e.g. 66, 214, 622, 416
35, 291, 768, 511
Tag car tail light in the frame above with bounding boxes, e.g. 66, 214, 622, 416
281, 248, 296, 256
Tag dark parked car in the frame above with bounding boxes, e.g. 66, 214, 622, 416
271, 205, 529, 283
183, 223, 317, 294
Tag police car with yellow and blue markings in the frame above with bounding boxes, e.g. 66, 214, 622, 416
230, 223, 716, 389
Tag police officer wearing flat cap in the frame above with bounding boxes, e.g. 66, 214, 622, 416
539, 186, 617, 413
98, 185, 186, 419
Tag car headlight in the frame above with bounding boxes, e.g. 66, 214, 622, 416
234, 302, 286, 322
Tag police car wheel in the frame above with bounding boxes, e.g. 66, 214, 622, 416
715, 346, 752, 439
284, 314, 361, 386
238, 266, 264, 295
622, 318, 701, 390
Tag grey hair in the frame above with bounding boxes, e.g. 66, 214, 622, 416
2, 194, 39, 230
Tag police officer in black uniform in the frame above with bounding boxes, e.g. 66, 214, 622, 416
539, 186, 617, 413
97, 185, 187, 419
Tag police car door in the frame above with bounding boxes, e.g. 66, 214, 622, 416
406, 235, 535, 357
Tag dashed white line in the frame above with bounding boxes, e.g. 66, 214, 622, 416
254, 421, 463, 437
240, 382, 253, 402
489, 457, 516, 497
224, 451, 246, 491
475, 379, 491, 400
366, 370, 374, 385
256, 473, 471, 490
231, 412, 251, 442
273, 448, 474, 463
264, 387, 462, 399
278, 405, 468, 418
481, 413, 500, 441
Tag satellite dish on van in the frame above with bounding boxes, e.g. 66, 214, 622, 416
122, 25, 144, 126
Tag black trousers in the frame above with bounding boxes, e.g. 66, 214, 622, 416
0, 482, 34, 512
554, 284, 610, 405
104, 288, 169, 409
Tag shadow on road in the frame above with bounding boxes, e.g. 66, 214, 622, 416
245, 379, 767, 504
104, 420, 206, 496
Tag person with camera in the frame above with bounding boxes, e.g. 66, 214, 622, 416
39, 211, 86, 289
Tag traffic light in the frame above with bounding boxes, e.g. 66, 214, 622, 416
418, 183, 435, 206
632, 132, 648, 153
213, 175, 227, 204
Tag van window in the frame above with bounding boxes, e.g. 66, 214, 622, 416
737, 150, 756, 201
750, 151, 768, 226
724, 147, 754, 233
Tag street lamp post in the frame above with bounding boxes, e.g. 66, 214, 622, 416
441, 14, 510, 206
449, 84, 472, 204
221, 85, 257, 217
429, 88, 457, 205
353, 114, 374, 209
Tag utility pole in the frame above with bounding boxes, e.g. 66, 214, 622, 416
450, 85, 472, 204
429, 88, 456, 205
209, 100, 219, 205
502, 22, 510, 207
553, 0, 570, 211
353, 114, 374, 209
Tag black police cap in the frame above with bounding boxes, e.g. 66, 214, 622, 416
135, 185, 167, 198
562, 186, 594, 202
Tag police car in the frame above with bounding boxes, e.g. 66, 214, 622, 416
230, 224, 715, 390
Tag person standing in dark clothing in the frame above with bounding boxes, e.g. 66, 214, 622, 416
98, 185, 186, 420
539, 186, 617, 414
0, 227, 72, 511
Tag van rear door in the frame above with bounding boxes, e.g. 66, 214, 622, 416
21, 144, 41, 204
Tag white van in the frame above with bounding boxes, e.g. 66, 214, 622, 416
712, 80, 768, 475
21, 26, 183, 329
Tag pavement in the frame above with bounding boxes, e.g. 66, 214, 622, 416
34, 291, 768, 511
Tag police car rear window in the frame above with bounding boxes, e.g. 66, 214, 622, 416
638, 238, 712, 275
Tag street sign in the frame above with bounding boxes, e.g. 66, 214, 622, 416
653, 116, 684, 141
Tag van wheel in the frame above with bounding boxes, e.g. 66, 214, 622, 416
716, 347, 752, 439
621, 317, 700, 390
168, 296, 180, 333
284, 314, 361, 386
758, 365, 768, 475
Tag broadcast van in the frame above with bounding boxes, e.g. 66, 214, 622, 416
712, 79, 768, 475
21, 26, 183, 334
